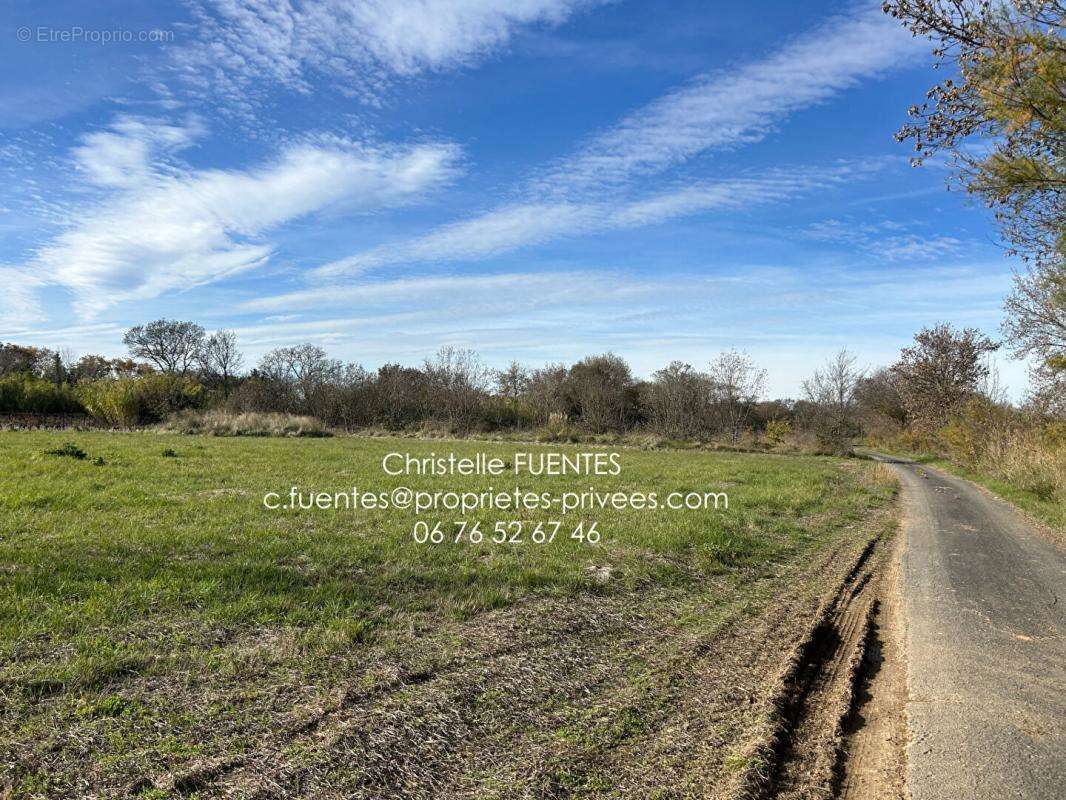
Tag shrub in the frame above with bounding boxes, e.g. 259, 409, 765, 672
0, 374, 83, 414
45, 442, 87, 460
78, 374, 204, 427
763, 418, 791, 447
535, 412, 581, 443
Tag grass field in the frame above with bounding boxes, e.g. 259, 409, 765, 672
0, 432, 896, 799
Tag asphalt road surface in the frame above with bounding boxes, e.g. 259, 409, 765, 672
874, 455, 1066, 800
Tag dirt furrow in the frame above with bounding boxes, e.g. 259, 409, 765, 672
732, 529, 909, 800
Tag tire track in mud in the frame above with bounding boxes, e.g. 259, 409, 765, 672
733, 531, 908, 800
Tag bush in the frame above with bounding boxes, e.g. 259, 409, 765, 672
45, 442, 87, 460
78, 374, 204, 427
763, 418, 791, 447
0, 374, 83, 414
535, 412, 581, 443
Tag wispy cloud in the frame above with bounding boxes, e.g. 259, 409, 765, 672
314, 5, 921, 277
14, 117, 461, 318
244, 269, 617, 312
7, 261, 1017, 396
803, 218, 964, 261
224, 261, 1012, 395
314, 202, 597, 276
174, 0, 607, 108
0, 268, 45, 327
878, 234, 964, 261
314, 163, 882, 277
535, 3, 920, 196
71, 116, 206, 189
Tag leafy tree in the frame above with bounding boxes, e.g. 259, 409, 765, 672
70, 354, 115, 383
0, 343, 54, 377
886, 1, 1064, 396
122, 319, 205, 375
891, 323, 1000, 429
884, 0, 1065, 266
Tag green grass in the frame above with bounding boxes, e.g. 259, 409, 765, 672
0, 431, 895, 798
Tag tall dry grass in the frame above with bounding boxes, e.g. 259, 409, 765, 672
940, 398, 1064, 502
159, 409, 332, 437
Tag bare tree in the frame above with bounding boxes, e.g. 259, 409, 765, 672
525, 364, 569, 425
1025, 362, 1066, 418
199, 330, 245, 397
373, 363, 430, 428
855, 367, 908, 429
258, 343, 343, 414
647, 361, 713, 438
1003, 259, 1066, 375
123, 319, 205, 375
803, 349, 865, 452
424, 346, 490, 429
891, 324, 1000, 431
566, 353, 634, 433
495, 361, 528, 402
708, 350, 767, 445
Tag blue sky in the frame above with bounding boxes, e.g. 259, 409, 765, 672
0, 0, 1027, 397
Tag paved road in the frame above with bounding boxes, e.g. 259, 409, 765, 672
873, 455, 1066, 800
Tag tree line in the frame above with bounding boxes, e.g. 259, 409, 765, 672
1, 318, 1058, 452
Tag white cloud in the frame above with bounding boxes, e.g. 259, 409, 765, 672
9, 261, 1021, 398
312, 5, 921, 277
177, 0, 606, 105
314, 201, 597, 276
0, 268, 46, 328
244, 269, 613, 311
803, 218, 964, 261
878, 234, 963, 261
314, 163, 876, 276
536, 4, 922, 194
221, 260, 1015, 396
71, 116, 206, 188
19, 118, 462, 318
